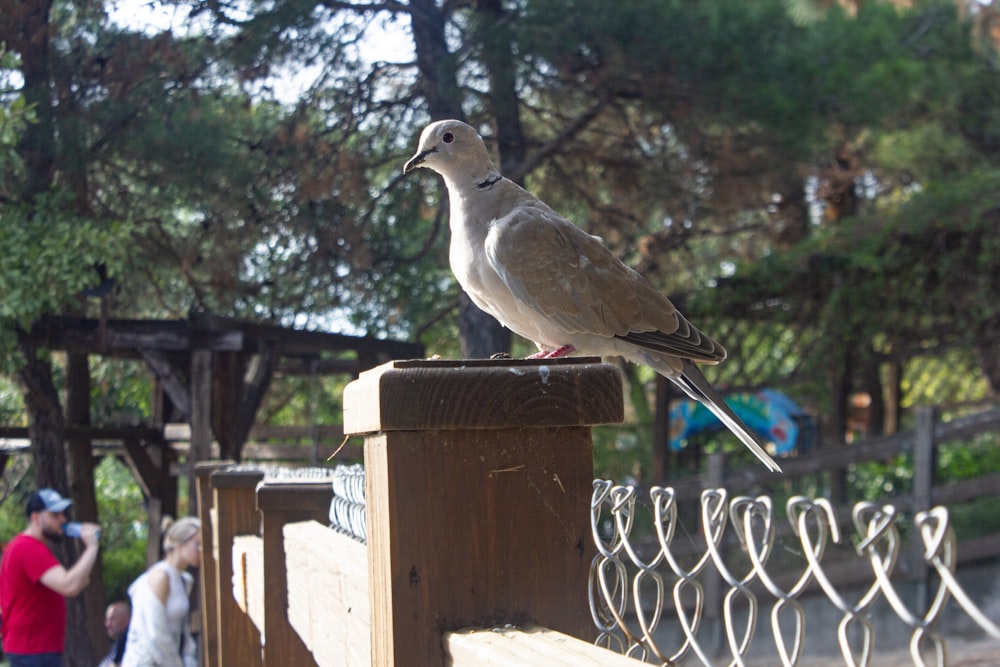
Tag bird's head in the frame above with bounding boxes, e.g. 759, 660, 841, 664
403, 119, 497, 184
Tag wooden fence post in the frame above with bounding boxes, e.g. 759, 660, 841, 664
194, 461, 234, 667
343, 358, 623, 667
210, 468, 265, 667
912, 405, 937, 610
256, 480, 334, 667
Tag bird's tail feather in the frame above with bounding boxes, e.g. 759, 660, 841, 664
674, 360, 782, 473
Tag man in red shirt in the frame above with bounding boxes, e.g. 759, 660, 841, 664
0, 488, 101, 667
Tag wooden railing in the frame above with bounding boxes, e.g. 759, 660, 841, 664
193, 360, 1000, 666
666, 404, 1000, 574
194, 358, 632, 667
667, 403, 1000, 506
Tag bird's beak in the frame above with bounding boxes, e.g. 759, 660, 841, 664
403, 148, 434, 174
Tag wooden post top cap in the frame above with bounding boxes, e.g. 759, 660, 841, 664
343, 357, 624, 435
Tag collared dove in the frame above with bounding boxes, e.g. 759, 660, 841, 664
404, 119, 781, 473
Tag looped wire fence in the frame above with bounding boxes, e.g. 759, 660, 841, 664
328, 463, 367, 543
589, 480, 1000, 667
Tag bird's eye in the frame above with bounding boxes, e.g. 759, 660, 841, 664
442, 132, 454, 144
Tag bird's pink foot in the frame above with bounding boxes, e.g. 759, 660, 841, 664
527, 345, 576, 359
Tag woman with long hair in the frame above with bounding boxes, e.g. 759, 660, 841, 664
121, 517, 201, 667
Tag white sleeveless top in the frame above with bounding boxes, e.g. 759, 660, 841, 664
122, 561, 195, 667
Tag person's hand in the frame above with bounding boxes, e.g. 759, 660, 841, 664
79, 522, 102, 548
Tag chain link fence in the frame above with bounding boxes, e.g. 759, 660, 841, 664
589, 480, 1000, 666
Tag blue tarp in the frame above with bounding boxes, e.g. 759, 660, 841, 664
669, 389, 806, 455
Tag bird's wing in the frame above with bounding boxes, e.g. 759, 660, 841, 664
486, 205, 724, 363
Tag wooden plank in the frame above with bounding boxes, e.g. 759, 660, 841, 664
211, 469, 265, 667
190, 311, 423, 359
934, 471, 1000, 506
957, 532, 1000, 564
238, 346, 277, 448
245, 442, 360, 462
121, 437, 161, 499
247, 424, 346, 441
348, 359, 622, 667
139, 349, 192, 419
190, 349, 213, 468
232, 535, 265, 635
669, 406, 1000, 500
445, 625, 641, 667
212, 351, 246, 460
284, 520, 369, 667
256, 481, 335, 667
343, 358, 624, 433
28, 314, 423, 366
0, 425, 161, 440
276, 357, 361, 376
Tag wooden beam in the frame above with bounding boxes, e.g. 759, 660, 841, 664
29, 316, 243, 354
64, 351, 105, 662
445, 625, 640, 666
28, 314, 423, 361
276, 357, 360, 376
212, 351, 246, 460
239, 346, 278, 446
140, 349, 192, 420
247, 424, 345, 441
190, 312, 423, 360
190, 349, 213, 469
121, 437, 161, 499
0, 425, 161, 440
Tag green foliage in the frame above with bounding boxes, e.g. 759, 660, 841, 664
89, 359, 152, 425
0, 375, 22, 425
936, 430, 1000, 483
1, 0, 998, 504
0, 47, 32, 186
0, 196, 115, 327
848, 453, 914, 500
260, 372, 348, 427
94, 456, 147, 600
0, 191, 128, 367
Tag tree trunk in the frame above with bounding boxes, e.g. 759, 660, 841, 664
17, 335, 98, 665
457, 293, 512, 358
474, 0, 527, 180
5, 0, 56, 196
407, 0, 510, 357
408, 0, 463, 120
65, 352, 106, 663
18, 333, 69, 489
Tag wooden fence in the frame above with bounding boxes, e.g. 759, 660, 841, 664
194, 358, 639, 666
668, 404, 1000, 576
193, 358, 1000, 666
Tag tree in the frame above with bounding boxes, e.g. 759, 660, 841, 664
4, 0, 998, 596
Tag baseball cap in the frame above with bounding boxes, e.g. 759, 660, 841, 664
25, 488, 73, 516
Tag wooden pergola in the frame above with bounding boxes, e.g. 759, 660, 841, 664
2, 312, 423, 553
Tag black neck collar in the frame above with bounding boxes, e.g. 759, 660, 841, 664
476, 173, 502, 190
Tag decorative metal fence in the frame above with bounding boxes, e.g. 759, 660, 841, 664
589, 481, 1000, 667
